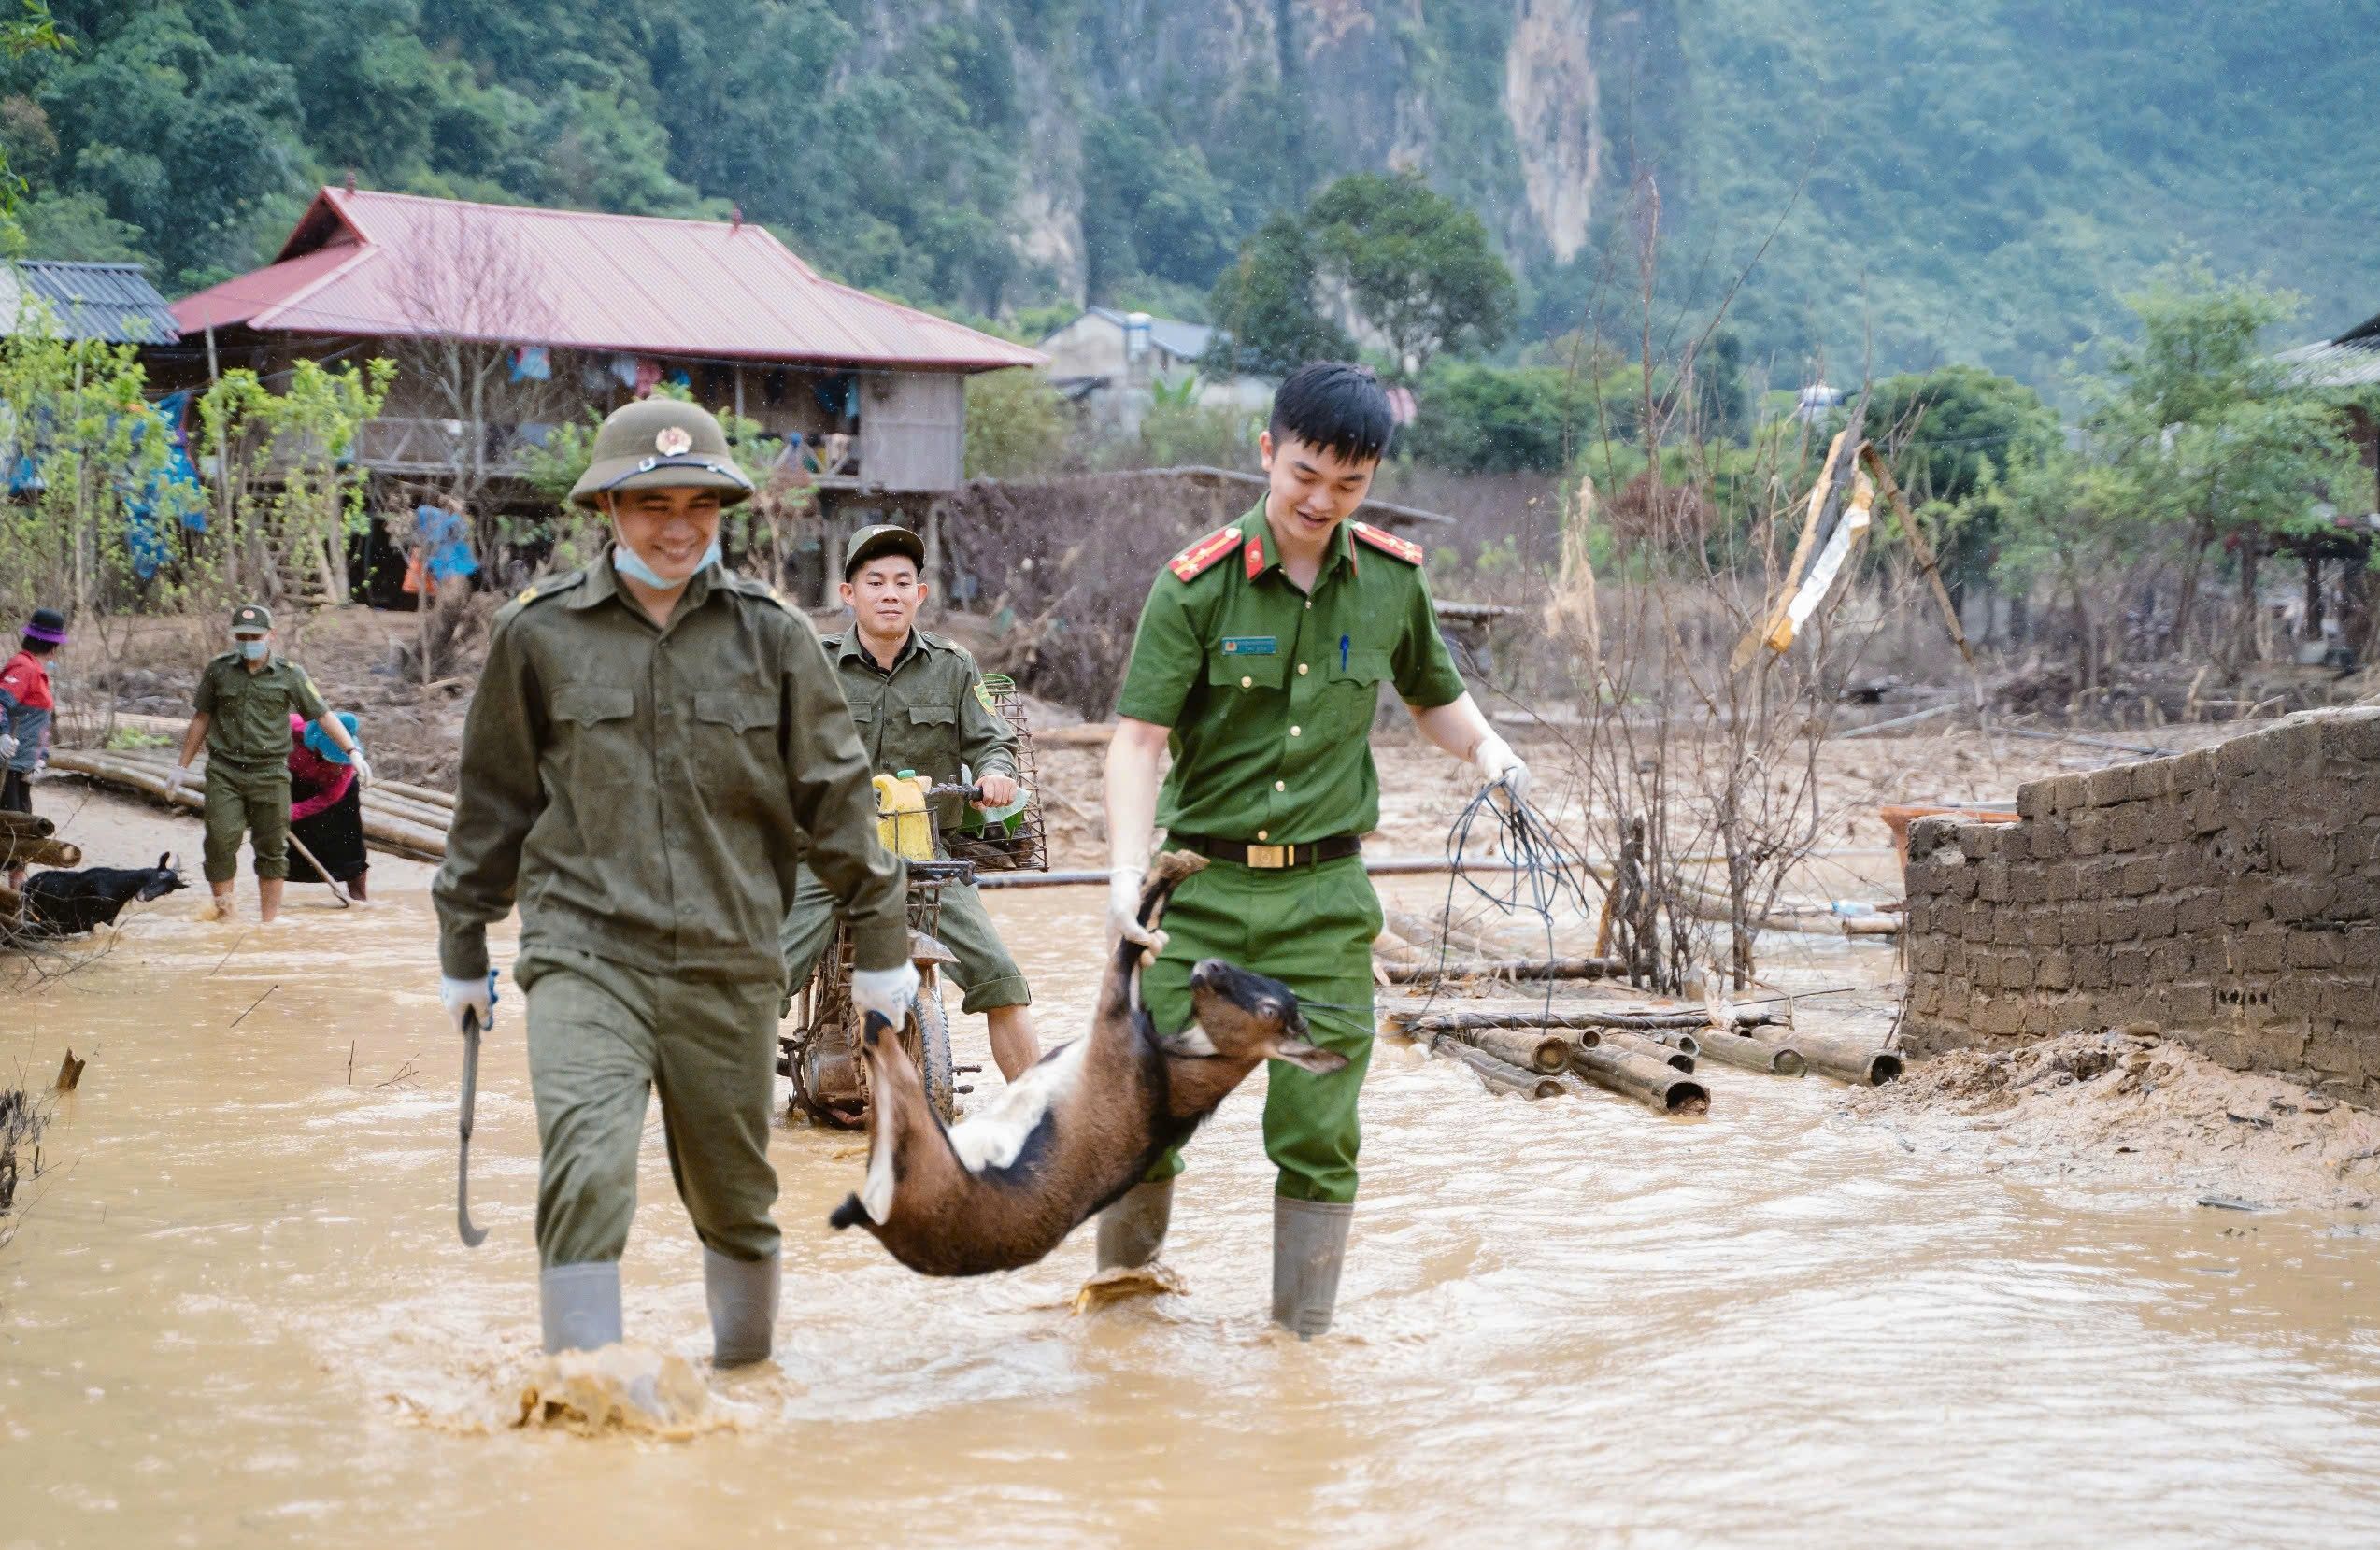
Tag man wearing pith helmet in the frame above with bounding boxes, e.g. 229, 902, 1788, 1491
434, 397, 913, 1368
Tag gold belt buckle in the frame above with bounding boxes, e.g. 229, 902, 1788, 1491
1244, 843, 1290, 869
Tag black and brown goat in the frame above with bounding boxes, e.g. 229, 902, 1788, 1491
829, 851, 1342, 1276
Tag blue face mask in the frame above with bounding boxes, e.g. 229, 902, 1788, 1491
613, 535, 720, 590
236, 638, 269, 661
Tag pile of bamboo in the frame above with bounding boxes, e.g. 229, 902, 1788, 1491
1388, 997, 1903, 1115
47, 747, 455, 863
3, 810, 81, 931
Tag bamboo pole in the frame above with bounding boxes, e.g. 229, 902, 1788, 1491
0, 836, 80, 869
1459, 1027, 1574, 1074
376, 778, 456, 811
0, 810, 55, 839
1433, 1037, 1565, 1099
1776, 1033, 1903, 1086
1696, 1027, 1807, 1076
1568, 1045, 1710, 1114
48, 748, 450, 862
1600, 1031, 1695, 1073
1641, 1027, 1702, 1057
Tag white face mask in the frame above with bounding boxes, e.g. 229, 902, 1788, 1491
612, 534, 720, 589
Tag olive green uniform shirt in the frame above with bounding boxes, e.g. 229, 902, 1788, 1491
1116, 503, 1467, 843
192, 653, 328, 770
435, 549, 906, 986
827, 625, 1017, 831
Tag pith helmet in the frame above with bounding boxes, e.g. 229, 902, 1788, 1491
568, 399, 755, 510
844, 523, 925, 578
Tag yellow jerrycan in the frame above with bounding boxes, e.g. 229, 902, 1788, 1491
873, 770, 936, 860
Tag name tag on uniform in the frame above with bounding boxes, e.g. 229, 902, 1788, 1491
1219, 636, 1276, 656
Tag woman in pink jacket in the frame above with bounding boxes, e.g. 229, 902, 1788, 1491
287, 711, 370, 901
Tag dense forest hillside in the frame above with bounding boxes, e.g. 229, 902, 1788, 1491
2, 1, 2373, 389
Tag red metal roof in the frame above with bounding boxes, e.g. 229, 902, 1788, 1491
170, 187, 1044, 372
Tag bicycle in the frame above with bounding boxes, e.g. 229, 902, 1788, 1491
777, 781, 983, 1130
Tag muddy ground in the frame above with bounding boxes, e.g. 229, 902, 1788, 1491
21, 604, 2376, 1222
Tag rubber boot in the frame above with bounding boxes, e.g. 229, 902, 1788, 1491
704, 1246, 780, 1368
540, 1261, 623, 1354
1270, 1198, 1353, 1340
1094, 1178, 1173, 1271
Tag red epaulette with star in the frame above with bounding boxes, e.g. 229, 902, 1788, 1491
1351, 521, 1425, 565
1167, 525, 1241, 582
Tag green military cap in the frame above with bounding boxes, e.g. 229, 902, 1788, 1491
844, 523, 925, 578
230, 603, 273, 634
568, 399, 756, 510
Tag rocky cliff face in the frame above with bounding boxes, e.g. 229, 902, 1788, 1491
1000, 0, 1687, 301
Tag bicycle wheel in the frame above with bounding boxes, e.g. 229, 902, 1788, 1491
907, 971, 958, 1124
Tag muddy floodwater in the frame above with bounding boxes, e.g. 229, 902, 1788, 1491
7, 883, 2380, 1548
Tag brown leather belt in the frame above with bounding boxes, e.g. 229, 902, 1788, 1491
1171, 833, 1362, 870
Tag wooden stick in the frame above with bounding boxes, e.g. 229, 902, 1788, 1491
1696, 1027, 1807, 1076
1567, 1045, 1710, 1114
1459, 1027, 1575, 1074
1381, 956, 1624, 985
283, 831, 351, 908
1380, 1010, 1606, 1045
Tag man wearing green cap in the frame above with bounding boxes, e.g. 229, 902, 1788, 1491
435, 397, 911, 1369
779, 522, 1039, 1080
169, 603, 371, 923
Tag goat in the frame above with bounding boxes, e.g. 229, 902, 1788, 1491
829, 850, 1347, 1277
21, 852, 186, 937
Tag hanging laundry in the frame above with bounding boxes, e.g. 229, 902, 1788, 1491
510, 345, 552, 383
664, 367, 691, 391
609, 354, 641, 390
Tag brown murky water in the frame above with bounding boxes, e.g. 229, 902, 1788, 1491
7, 884, 2380, 1548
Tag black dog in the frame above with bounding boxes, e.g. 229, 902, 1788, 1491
20, 852, 187, 937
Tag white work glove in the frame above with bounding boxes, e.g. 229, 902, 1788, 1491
349, 749, 376, 790
165, 762, 192, 801
441, 971, 497, 1033
1472, 732, 1531, 808
850, 961, 920, 1029
0, 732, 16, 761
1106, 861, 1163, 960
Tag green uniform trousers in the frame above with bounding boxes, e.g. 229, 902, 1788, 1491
202, 762, 291, 883
1143, 850, 1382, 1204
780, 862, 1030, 1015
516, 948, 784, 1269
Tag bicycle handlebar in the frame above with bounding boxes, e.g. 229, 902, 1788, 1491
926, 782, 986, 802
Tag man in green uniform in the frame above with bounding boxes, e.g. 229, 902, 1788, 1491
1102, 363, 1530, 1338
434, 399, 912, 1368
169, 604, 372, 923
779, 523, 1039, 1079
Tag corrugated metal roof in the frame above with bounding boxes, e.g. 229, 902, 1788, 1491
2277, 310, 2380, 388
4, 260, 178, 343
170, 187, 1045, 372
1084, 306, 1218, 363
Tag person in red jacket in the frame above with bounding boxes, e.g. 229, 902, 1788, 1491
1, 607, 66, 892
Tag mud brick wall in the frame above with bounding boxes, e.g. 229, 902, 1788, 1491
1900, 707, 2380, 1103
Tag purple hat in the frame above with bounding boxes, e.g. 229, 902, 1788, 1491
23, 607, 66, 645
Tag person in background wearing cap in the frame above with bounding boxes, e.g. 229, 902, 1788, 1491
434, 399, 909, 1368
1, 606, 69, 892
779, 523, 1040, 1080
168, 604, 372, 924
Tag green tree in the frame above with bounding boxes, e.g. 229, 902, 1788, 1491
1862, 363, 2059, 599
962, 368, 1068, 479
1080, 106, 1233, 302
1204, 213, 1357, 377
2083, 263, 2362, 652
1307, 170, 1515, 379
